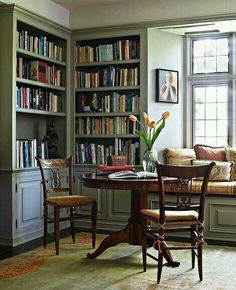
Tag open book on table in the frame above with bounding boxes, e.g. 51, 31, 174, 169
108, 170, 157, 179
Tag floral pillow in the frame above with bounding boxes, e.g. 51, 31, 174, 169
191, 159, 234, 181
193, 144, 227, 161
165, 148, 196, 165
225, 147, 236, 180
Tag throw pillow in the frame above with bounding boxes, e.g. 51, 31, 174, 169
191, 159, 234, 181
225, 147, 236, 180
165, 148, 196, 165
194, 144, 227, 161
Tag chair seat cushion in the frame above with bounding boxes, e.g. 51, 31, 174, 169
141, 209, 198, 223
46, 195, 96, 207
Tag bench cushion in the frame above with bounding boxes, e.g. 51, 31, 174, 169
191, 180, 236, 195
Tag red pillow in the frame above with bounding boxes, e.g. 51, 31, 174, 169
194, 144, 226, 161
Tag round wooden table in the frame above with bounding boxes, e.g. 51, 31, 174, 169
82, 174, 179, 267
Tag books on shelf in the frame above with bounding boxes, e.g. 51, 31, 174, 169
17, 57, 62, 86
75, 139, 139, 165
96, 165, 135, 176
16, 139, 48, 169
75, 66, 139, 89
17, 29, 63, 61
108, 170, 157, 179
75, 38, 139, 63
16, 86, 63, 112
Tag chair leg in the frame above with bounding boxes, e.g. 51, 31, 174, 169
198, 243, 203, 281
191, 225, 196, 269
141, 217, 147, 272
54, 206, 60, 255
70, 207, 76, 244
92, 202, 97, 248
157, 251, 164, 284
43, 204, 48, 248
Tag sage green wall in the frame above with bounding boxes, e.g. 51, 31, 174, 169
147, 29, 184, 161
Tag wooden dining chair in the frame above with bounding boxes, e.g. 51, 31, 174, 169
36, 156, 97, 255
141, 161, 215, 284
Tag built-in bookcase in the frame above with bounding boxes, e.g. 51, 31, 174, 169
15, 19, 69, 169
0, 4, 71, 247
73, 34, 142, 166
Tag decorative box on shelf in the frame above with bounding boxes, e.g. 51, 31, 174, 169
107, 155, 127, 166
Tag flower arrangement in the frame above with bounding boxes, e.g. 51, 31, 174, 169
129, 111, 170, 150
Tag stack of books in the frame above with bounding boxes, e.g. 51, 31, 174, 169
96, 164, 135, 176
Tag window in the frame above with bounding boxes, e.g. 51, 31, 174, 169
189, 34, 233, 147
193, 84, 230, 146
192, 37, 229, 74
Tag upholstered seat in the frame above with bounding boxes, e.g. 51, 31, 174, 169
46, 195, 96, 207
141, 209, 198, 222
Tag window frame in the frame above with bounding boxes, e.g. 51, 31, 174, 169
185, 32, 236, 148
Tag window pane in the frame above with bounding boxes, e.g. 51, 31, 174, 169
206, 103, 216, 119
217, 86, 228, 102
195, 103, 205, 119
205, 56, 216, 72
206, 120, 216, 136
217, 120, 228, 136
217, 103, 227, 119
193, 57, 204, 73
205, 137, 217, 146
195, 137, 205, 144
206, 87, 216, 102
205, 39, 216, 56
193, 40, 204, 57
216, 137, 228, 146
195, 120, 205, 136
217, 38, 228, 55
194, 87, 205, 103
217, 56, 228, 72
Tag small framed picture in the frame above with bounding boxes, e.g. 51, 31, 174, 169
156, 69, 179, 103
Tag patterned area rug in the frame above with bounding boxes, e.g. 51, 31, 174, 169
0, 232, 236, 290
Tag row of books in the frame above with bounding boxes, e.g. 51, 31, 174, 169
16, 139, 48, 169
76, 92, 139, 113
75, 116, 136, 135
16, 86, 63, 112
17, 57, 62, 87
75, 66, 139, 88
75, 140, 139, 165
75, 39, 139, 63
17, 30, 63, 61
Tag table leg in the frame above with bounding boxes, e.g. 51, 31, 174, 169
87, 226, 129, 259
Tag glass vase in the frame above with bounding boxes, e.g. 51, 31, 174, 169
142, 148, 158, 173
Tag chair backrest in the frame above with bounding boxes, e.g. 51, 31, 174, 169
155, 161, 215, 224
36, 156, 73, 201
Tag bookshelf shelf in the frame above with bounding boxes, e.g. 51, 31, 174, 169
17, 48, 66, 66
16, 108, 66, 116
16, 78, 66, 91
75, 59, 140, 67
75, 134, 139, 138
75, 112, 139, 117
75, 86, 140, 92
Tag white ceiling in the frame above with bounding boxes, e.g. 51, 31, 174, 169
51, 0, 236, 34
51, 0, 137, 9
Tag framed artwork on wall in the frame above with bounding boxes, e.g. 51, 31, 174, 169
156, 69, 179, 103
